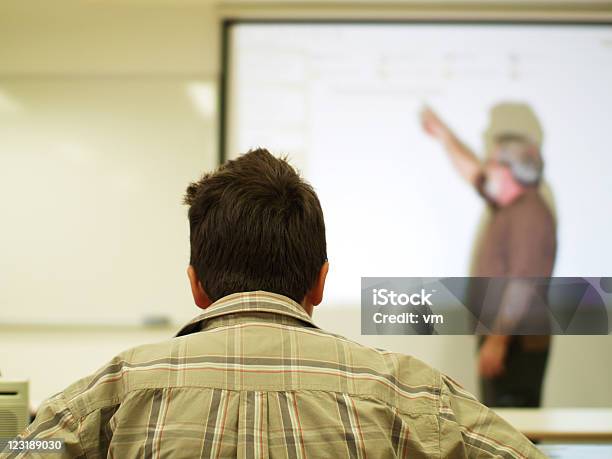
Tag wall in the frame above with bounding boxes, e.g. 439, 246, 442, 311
0, 0, 611, 408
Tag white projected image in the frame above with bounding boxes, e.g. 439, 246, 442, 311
227, 23, 612, 306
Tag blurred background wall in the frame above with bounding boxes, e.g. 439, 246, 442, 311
0, 0, 611, 407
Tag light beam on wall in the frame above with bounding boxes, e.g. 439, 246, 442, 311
187, 81, 216, 119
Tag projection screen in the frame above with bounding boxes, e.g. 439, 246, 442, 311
224, 22, 612, 306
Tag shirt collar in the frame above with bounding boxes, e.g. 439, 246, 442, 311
175, 290, 319, 337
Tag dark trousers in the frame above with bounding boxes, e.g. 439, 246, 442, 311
479, 338, 550, 408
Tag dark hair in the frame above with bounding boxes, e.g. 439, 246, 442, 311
184, 148, 327, 303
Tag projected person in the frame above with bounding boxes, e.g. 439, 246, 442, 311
420, 106, 557, 408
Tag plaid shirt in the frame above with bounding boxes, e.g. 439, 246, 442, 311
3, 291, 543, 458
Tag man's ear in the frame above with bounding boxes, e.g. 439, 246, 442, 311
187, 265, 213, 310
305, 261, 329, 308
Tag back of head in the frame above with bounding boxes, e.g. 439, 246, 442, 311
184, 148, 327, 303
